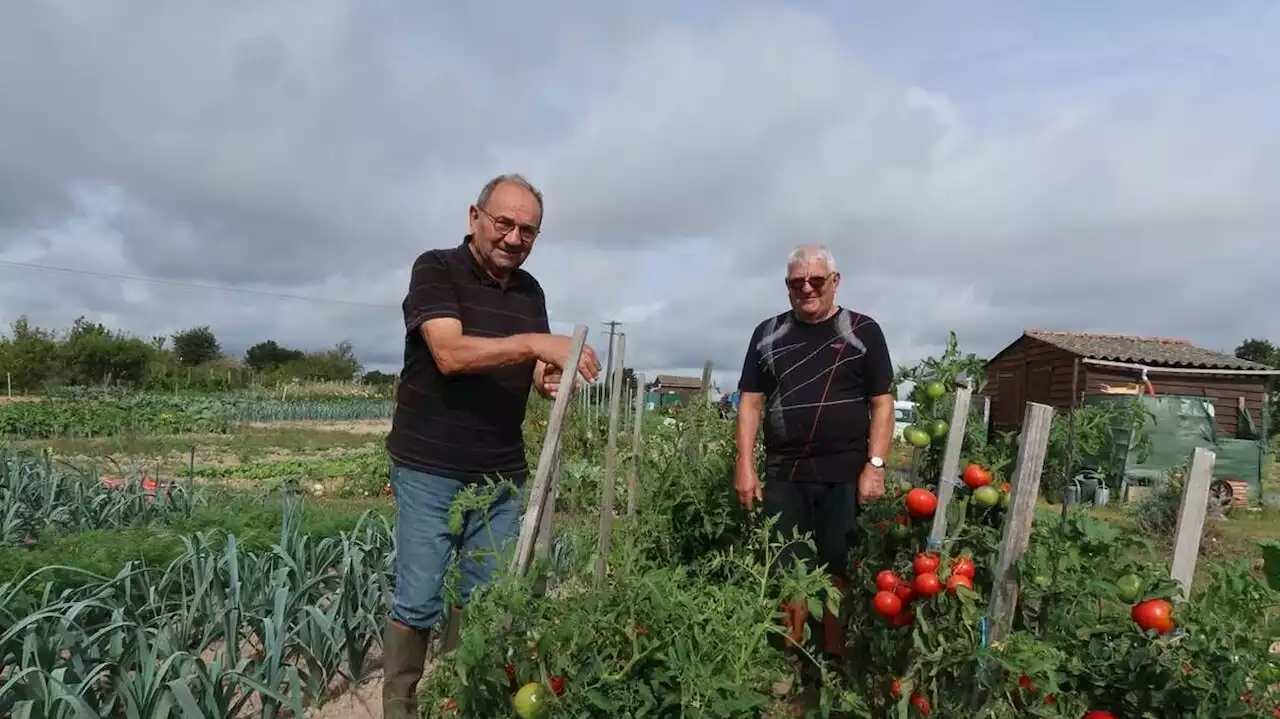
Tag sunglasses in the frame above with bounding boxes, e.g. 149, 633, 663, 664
786, 273, 835, 292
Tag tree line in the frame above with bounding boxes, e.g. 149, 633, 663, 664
0, 316, 394, 394
1234, 337, 1280, 437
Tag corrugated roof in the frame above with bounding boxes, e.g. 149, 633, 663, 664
1023, 329, 1272, 370
653, 374, 703, 389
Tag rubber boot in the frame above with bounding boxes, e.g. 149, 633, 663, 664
440, 605, 463, 654
382, 618, 430, 719
779, 599, 821, 717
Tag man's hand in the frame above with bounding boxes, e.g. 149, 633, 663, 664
531, 335, 602, 385
735, 458, 762, 510
858, 463, 886, 504
537, 363, 583, 399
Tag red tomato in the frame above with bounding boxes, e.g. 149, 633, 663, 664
1018, 673, 1035, 692
913, 573, 942, 597
1131, 598, 1175, 634
873, 590, 903, 617
946, 574, 973, 593
890, 678, 904, 697
439, 698, 460, 715
875, 570, 901, 592
905, 488, 938, 518
961, 463, 992, 488
910, 693, 931, 715
504, 662, 518, 692
894, 581, 916, 603
549, 675, 566, 696
889, 609, 914, 627
913, 552, 940, 575
1083, 712, 1117, 719
950, 556, 975, 579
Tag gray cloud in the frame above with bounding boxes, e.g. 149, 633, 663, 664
0, 2, 1276, 386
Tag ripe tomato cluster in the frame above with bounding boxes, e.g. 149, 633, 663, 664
870, 550, 976, 627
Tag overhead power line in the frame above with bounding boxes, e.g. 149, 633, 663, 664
0, 258, 396, 308
0, 259, 580, 331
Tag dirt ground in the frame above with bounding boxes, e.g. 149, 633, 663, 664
306, 671, 384, 719
241, 420, 392, 435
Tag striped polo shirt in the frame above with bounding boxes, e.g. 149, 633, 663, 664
387, 236, 550, 483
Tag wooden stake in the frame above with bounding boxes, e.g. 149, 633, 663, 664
988, 401, 1054, 643
627, 372, 646, 517
595, 334, 627, 589
928, 382, 973, 545
510, 324, 589, 577
1170, 447, 1216, 598
700, 360, 714, 404
532, 444, 562, 597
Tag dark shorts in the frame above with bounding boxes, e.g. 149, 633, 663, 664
763, 480, 859, 580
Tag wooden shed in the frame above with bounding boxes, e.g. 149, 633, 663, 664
985, 330, 1278, 438
647, 374, 706, 407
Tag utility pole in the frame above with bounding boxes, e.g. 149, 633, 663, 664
602, 321, 620, 405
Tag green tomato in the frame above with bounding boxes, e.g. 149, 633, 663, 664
973, 485, 1000, 507
513, 682, 545, 719
924, 381, 947, 400
1116, 574, 1144, 603
889, 522, 911, 540
904, 426, 932, 448
929, 419, 949, 439
998, 489, 1011, 509
1034, 574, 1052, 589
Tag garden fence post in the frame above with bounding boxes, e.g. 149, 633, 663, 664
1170, 446, 1216, 598
928, 381, 973, 545
988, 401, 1055, 643
595, 334, 627, 589
511, 324, 589, 577
627, 372, 646, 517
700, 360, 714, 405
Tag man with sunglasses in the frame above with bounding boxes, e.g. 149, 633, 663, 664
382, 173, 602, 718
734, 243, 894, 705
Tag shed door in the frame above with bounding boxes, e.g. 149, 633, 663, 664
1027, 365, 1053, 406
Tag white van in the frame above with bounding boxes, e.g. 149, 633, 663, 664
893, 401, 916, 440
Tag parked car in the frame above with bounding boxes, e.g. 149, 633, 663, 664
893, 400, 916, 441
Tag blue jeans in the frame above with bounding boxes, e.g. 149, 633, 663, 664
388, 463, 525, 630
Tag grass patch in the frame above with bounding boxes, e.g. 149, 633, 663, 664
0, 492, 391, 600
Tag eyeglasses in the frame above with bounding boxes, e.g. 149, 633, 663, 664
786, 273, 835, 292
477, 206, 540, 242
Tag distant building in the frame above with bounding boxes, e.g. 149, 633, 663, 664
645, 374, 709, 409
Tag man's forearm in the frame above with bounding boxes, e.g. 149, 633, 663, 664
736, 395, 763, 462
424, 328, 540, 376
868, 395, 894, 458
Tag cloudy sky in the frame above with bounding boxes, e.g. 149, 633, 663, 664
1, 1, 1276, 389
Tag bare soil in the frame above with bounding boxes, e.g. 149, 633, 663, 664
240, 420, 391, 435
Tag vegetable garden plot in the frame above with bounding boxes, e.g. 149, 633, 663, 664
0, 470, 395, 718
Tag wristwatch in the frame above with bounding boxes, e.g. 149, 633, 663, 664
868, 456, 885, 469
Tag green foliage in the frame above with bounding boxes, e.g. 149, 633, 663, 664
0, 510, 394, 718
1235, 337, 1279, 439
187, 445, 390, 498
0, 392, 392, 439
170, 325, 222, 367
0, 317, 370, 394
245, 340, 306, 371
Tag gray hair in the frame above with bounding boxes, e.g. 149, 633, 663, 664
787, 243, 837, 273
477, 173, 544, 216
